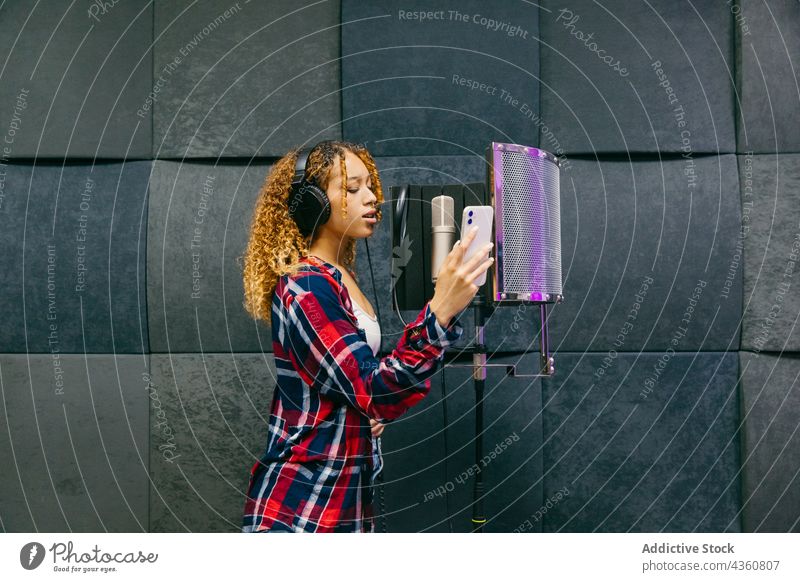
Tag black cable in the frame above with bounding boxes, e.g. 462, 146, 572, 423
365, 238, 388, 533
390, 262, 409, 326
367, 239, 457, 532
365, 238, 382, 325
441, 364, 454, 533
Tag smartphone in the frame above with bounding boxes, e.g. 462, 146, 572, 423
460, 205, 494, 286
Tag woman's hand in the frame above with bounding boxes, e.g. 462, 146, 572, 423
428, 226, 494, 327
370, 418, 385, 438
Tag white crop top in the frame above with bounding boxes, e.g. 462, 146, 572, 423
352, 300, 381, 356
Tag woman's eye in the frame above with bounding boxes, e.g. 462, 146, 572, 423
347, 188, 359, 194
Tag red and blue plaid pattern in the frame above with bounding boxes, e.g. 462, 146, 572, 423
242, 255, 463, 532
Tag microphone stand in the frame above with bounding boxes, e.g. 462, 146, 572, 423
469, 292, 492, 533
451, 293, 555, 533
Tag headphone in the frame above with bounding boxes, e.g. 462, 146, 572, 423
286, 146, 331, 237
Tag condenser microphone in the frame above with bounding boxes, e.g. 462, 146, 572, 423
431, 195, 456, 283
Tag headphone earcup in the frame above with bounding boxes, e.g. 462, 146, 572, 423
287, 179, 331, 237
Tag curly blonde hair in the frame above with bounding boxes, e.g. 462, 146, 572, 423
241, 140, 384, 323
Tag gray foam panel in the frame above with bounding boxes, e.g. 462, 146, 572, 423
546, 155, 742, 352
376, 364, 452, 532
541, 352, 741, 532
738, 351, 800, 532
736, 0, 800, 153
0, 355, 148, 532
153, 0, 341, 158
740, 154, 800, 352
342, 0, 540, 156
146, 160, 273, 353
540, 0, 735, 154
0, 1, 152, 158
380, 352, 543, 532
0, 162, 150, 354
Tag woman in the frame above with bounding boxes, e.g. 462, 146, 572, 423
240, 140, 493, 532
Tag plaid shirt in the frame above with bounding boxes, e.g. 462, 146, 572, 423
242, 255, 463, 532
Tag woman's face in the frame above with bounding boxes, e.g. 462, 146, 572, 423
319, 149, 379, 241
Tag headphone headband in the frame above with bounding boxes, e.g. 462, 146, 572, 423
292, 148, 311, 185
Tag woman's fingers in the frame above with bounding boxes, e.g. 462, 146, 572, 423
467, 256, 495, 284
462, 242, 494, 273
369, 418, 384, 437
450, 226, 478, 266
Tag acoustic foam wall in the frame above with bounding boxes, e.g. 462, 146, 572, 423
147, 154, 546, 356
0, 0, 152, 159
735, 0, 800, 153
738, 351, 800, 532
0, 162, 150, 354
376, 362, 453, 532
547, 155, 742, 353
147, 351, 542, 533
541, 352, 741, 532
294, 352, 542, 533
342, 0, 540, 156
153, 0, 342, 158
0, 355, 149, 532
740, 154, 800, 352
540, 0, 736, 154
4, 0, 799, 535
147, 160, 272, 353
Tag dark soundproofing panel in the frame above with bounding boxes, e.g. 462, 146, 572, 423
740, 154, 800, 352
149, 353, 278, 532
147, 160, 272, 353
736, 0, 800, 153
153, 0, 341, 158
542, 352, 741, 532
341, 0, 540, 156
392, 183, 489, 314
0, 162, 150, 354
545, 155, 742, 352
377, 155, 488, 187
0, 1, 152, 159
540, 0, 735, 154
0, 355, 148, 532
360, 155, 486, 354
738, 351, 800, 532
380, 353, 543, 532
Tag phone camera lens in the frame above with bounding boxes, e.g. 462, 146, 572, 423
468, 210, 474, 216
468, 218, 473, 224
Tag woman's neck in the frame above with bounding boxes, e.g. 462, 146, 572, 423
308, 232, 351, 270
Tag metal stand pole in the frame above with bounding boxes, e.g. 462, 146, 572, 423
454, 297, 554, 532
471, 296, 488, 532
539, 303, 554, 375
